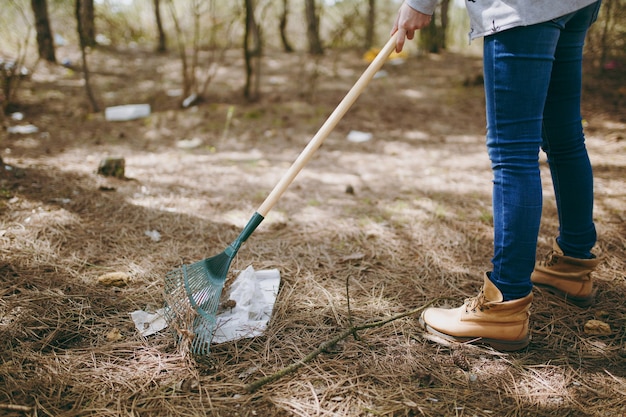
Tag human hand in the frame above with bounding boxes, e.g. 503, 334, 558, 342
391, 2, 433, 52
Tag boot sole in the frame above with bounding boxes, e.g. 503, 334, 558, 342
533, 283, 595, 308
419, 317, 530, 352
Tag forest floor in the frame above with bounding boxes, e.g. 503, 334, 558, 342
1, 43, 625, 417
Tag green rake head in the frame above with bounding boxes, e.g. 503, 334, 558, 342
163, 213, 264, 355
164, 252, 233, 355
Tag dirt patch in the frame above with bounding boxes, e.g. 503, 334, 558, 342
1, 45, 625, 416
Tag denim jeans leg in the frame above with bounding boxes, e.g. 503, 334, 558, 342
483, 26, 560, 300
541, 6, 599, 259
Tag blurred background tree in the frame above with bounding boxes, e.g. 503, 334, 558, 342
1, 0, 624, 113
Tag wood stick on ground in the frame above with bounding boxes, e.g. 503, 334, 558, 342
245, 300, 439, 393
0, 403, 33, 412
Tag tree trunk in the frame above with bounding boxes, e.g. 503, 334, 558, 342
279, 0, 294, 53
81, 0, 96, 47
365, 0, 376, 49
31, 0, 56, 63
154, 0, 167, 52
244, 0, 262, 100
599, 0, 614, 73
419, 0, 449, 54
439, 0, 449, 49
76, 0, 99, 112
305, 0, 323, 55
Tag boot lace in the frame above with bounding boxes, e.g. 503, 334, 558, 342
540, 251, 559, 267
464, 289, 488, 313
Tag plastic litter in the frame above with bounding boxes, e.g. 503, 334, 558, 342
130, 267, 280, 343
374, 70, 389, 79
105, 104, 151, 121
347, 130, 373, 143
7, 125, 38, 134
54, 34, 67, 46
182, 93, 198, 108
211, 267, 281, 344
144, 230, 161, 242
176, 137, 203, 149
130, 309, 168, 336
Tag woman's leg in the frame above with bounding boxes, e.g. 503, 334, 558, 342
483, 24, 561, 300
541, 3, 600, 259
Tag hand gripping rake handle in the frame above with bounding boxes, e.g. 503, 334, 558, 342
231, 34, 399, 251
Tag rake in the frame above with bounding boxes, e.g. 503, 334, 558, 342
164, 34, 399, 355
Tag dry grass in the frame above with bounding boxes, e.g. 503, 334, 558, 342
0, 45, 624, 416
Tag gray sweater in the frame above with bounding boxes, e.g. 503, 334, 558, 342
406, 0, 599, 39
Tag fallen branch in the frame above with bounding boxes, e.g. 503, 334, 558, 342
245, 300, 438, 392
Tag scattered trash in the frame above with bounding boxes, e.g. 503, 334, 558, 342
105, 104, 151, 121
54, 33, 67, 46
129, 267, 280, 343
51, 198, 71, 204
347, 130, 373, 143
176, 137, 203, 149
144, 229, 161, 242
97, 272, 131, 287
130, 308, 168, 336
11, 112, 23, 121
388, 58, 406, 66
7, 124, 38, 134
96, 34, 111, 46
373, 70, 388, 79
97, 157, 125, 178
212, 266, 281, 344
182, 93, 198, 108
584, 319, 611, 336
363, 47, 408, 63
0, 58, 29, 77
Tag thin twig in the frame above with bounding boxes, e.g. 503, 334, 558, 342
0, 403, 33, 412
245, 300, 439, 392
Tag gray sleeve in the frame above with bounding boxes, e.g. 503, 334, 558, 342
405, 0, 438, 15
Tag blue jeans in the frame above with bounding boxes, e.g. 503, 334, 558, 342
483, 1, 601, 300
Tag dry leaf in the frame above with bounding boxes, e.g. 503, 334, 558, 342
97, 272, 131, 287
584, 319, 611, 335
106, 328, 122, 341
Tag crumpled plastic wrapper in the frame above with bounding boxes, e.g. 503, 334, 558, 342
130, 266, 281, 342
130, 308, 168, 337
211, 266, 281, 344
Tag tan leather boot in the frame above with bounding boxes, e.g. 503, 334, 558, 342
419, 273, 532, 351
531, 238, 600, 307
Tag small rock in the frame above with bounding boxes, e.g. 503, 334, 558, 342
98, 157, 125, 178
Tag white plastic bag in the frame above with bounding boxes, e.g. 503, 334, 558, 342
212, 266, 281, 344
105, 104, 151, 121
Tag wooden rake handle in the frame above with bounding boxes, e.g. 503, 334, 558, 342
256, 33, 399, 217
